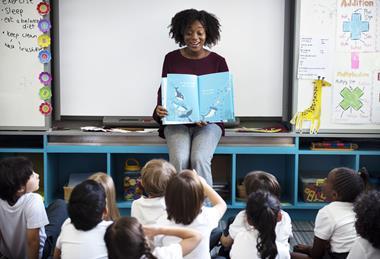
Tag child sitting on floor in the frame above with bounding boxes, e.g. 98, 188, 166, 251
293, 167, 368, 259
131, 159, 176, 225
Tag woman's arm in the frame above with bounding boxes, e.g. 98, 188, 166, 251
26, 228, 40, 259
144, 226, 201, 256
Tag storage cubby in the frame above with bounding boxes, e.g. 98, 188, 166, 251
46, 153, 107, 204
0, 135, 44, 149
111, 153, 169, 207
298, 154, 356, 205
359, 155, 380, 190
235, 154, 295, 206
211, 155, 232, 205
299, 137, 380, 151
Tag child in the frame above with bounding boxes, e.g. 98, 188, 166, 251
53, 180, 112, 259
104, 216, 202, 259
220, 171, 293, 253
155, 169, 227, 259
89, 172, 120, 221
230, 191, 290, 259
131, 159, 176, 225
153, 9, 229, 186
347, 190, 380, 259
293, 167, 368, 259
0, 157, 49, 259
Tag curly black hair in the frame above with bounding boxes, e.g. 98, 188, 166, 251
169, 9, 221, 47
354, 190, 380, 249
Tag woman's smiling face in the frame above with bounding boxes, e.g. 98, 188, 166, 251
183, 20, 206, 53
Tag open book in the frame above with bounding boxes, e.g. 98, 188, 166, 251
162, 72, 235, 125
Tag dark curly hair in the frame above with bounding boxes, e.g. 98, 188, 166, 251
169, 9, 221, 47
354, 190, 380, 249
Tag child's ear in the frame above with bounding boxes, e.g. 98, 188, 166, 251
277, 211, 282, 222
331, 190, 339, 201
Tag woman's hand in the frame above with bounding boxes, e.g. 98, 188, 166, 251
195, 121, 207, 127
155, 105, 168, 118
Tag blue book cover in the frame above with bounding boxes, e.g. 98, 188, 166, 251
162, 72, 234, 125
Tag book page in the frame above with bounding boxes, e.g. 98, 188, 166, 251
162, 74, 200, 124
198, 72, 234, 122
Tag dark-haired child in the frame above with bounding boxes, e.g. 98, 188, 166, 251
153, 9, 229, 186
220, 171, 293, 254
53, 180, 112, 259
347, 190, 380, 259
131, 159, 176, 225
230, 191, 290, 259
155, 169, 227, 259
0, 157, 67, 259
293, 167, 368, 259
104, 217, 201, 259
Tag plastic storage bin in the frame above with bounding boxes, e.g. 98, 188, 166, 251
300, 174, 327, 203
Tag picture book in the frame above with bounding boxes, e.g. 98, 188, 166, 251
162, 72, 234, 125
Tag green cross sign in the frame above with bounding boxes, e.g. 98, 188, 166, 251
339, 87, 364, 111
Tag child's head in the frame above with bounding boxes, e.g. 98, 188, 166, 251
0, 157, 39, 205
89, 172, 120, 221
141, 159, 176, 198
104, 217, 156, 259
68, 179, 106, 231
165, 169, 204, 225
169, 9, 221, 48
246, 191, 280, 259
353, 190, 380, 249
244, 171, 281, 199
323, 167, 368, 202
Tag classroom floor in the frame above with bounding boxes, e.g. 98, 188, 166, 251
290, 221, 314, 248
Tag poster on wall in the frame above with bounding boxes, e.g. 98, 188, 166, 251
336, 0, 377, 52
333, 71, 372, 124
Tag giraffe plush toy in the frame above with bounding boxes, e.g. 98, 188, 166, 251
291, 76, 332, 134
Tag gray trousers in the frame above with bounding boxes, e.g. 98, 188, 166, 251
164, 124, 222, 186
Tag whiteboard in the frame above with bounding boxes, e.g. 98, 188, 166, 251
57, 0, 287, 117
293, 0, 380, 132
0, 1, 48, 129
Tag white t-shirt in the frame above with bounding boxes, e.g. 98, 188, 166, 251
229, 210, 293, 249
131, 196, 166, 225
155, 206, 222, 259
153, 243, 182, 259
314, 201, 357, 253
0, 193, 48, 259
347, 237, 380, 259
230, 228, 290, 259
56, 218, 113, 259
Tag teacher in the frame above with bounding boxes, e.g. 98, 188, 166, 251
153, 9, 229, 186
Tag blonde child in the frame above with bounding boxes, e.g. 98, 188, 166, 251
230, 191, 290, 259
89, 172, 120, 221
220, 171, 292, 256
293, 167, 368, 259
131, 159, 176, 225
104, 217, 202, 259
155, 169, 227, 259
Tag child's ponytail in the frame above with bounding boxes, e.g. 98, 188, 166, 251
246, 191, 280, 259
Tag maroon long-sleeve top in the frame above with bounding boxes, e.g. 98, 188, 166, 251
153, 49, 229, 138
